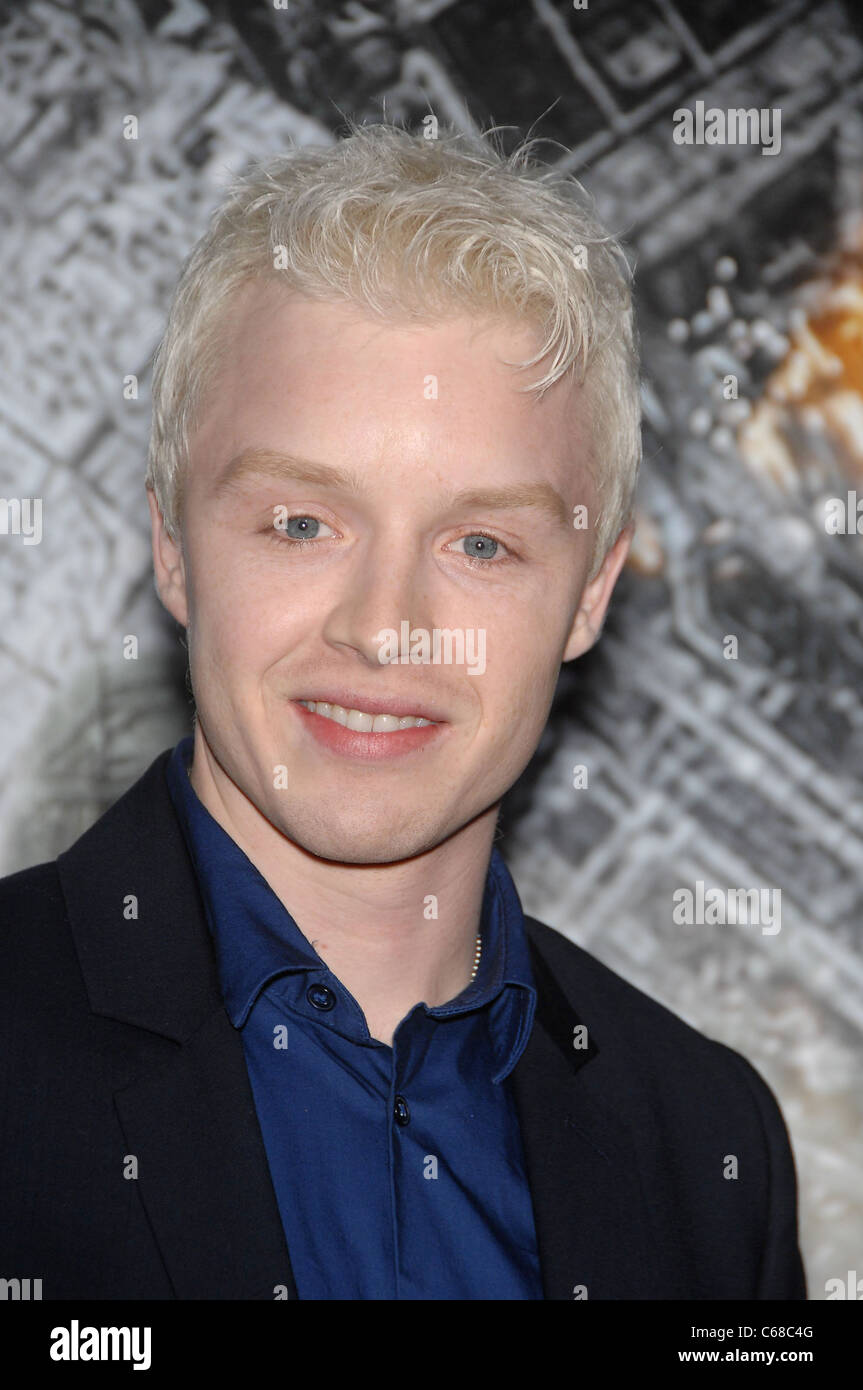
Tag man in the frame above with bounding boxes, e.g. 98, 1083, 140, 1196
0, 121, 805, 1300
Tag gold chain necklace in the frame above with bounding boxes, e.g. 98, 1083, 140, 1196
470, 934, 482, 982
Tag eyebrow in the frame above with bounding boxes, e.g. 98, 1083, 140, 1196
213, 447, 572, 527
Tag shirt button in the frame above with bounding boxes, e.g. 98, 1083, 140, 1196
393, 1095, 410, 1126
306, 983, 336, 1011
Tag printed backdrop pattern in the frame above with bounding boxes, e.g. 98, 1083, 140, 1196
2, 0, 862, 1295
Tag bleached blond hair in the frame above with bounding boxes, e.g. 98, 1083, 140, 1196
146, 119, 641, 575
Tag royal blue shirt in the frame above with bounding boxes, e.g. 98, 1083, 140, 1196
166, 736, 543, 1299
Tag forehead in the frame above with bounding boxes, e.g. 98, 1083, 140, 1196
206, 279, 546, 391
188, 283, 593, 497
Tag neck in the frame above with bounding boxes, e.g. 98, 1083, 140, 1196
188, 728, 499, 1046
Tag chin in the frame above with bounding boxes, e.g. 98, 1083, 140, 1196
266, 802, 447, 867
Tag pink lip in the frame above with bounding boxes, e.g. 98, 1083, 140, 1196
292, 700, 446, 761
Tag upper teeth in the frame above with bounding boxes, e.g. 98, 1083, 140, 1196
299, 700, 436, 732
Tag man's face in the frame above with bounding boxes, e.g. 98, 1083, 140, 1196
150, 284, 628, 864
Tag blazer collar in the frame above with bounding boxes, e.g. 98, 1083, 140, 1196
58, 750, 220, 1042
56, 749, 652, 1300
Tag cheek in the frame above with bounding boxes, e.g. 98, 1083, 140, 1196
186, 561, 300, 674
485, 610, 563, 715
508, 666, 557, 741
474, 656, 557, 771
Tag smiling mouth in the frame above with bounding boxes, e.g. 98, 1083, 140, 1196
296, 699, 438, 732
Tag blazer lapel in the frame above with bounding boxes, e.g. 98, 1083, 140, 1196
512, 924, 657, 1300
57, 751, 297, 1300
113, 1001, 296, 1300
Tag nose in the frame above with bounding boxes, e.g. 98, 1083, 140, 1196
320, 527, 435, 669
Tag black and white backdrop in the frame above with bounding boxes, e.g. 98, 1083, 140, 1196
1, 0, 862, 1297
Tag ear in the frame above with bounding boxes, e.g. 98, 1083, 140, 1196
147, 488, 189, 628
562, 523, 633, 662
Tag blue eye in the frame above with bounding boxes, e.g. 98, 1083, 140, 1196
272, 514, 336, 542
458, 533, 500, 560
283, 515, 320, 539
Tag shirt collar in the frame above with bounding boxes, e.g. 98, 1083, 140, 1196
166, 736, 535, 1081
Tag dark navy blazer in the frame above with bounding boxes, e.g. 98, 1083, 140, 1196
0, 750, 807, 1299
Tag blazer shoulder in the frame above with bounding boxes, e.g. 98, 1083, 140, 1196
525, 913, 713, 1046
0, 745, 175, 926
0, 748, 178, 997
0, 858, 66, 926
524, 913, 788, 1106
0, 859, 82, 1028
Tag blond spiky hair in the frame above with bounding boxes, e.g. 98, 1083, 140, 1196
146, 119, 641, 575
